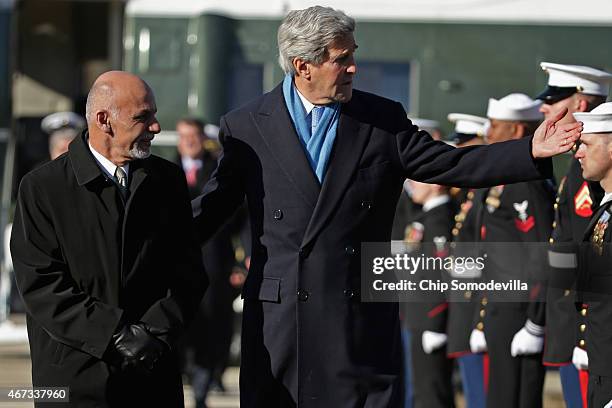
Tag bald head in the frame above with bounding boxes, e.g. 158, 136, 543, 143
85, 71, 150, 124
86, 71, 160, 166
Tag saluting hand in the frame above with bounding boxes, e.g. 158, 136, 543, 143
531, 107, 583, 158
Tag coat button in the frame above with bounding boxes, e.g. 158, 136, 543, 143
361, 201, 372, 210
343, 289, 354, 298
299, 247, 311, 259
564, 289, 571, 297
345, 245, 356, 255
297, 289, 309, 301
273, 209, 283, 220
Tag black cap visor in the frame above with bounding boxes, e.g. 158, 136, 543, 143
535, 86, 579, 104
450, 132, 479, 145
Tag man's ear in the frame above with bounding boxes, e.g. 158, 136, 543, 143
96, 111, 112, 134
515, 123, 526, 139
293, 58, 311, 80
576, 98, 589, 113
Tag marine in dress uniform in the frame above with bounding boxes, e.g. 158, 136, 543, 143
537, 63, 611, 408
473, 94, 555, 408
445, 113, 488, 408
401, 180, 455, 408
573, 103, 612, 408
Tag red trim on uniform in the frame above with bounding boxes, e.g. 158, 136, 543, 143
447, 350, 471, 359
529, 283, 541, 302
579, 369, 589, 408
483, 353, 490, 393
427, 302, 448, 318
480, 225, 487, 240
542, 361, 570, 367
515, 216, 535, 233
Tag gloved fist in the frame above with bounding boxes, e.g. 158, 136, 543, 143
510, 320, 544, 357
469, 329, 487, 353
422, 331, 448, 354
572, 346, 588, 370
110, 323, 169, 373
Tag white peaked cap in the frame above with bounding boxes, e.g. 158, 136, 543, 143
447, 113, 488, 135
487, 93, 543, 121
541, 62, 612, 97
573, 102, 612, 134
410, 117, 440, 131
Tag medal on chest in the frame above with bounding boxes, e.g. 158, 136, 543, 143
486, 185, 504, 213
591, 210, 610, 256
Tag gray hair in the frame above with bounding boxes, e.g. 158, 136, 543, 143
85, 82, 119, 123
277, 6, 355, 75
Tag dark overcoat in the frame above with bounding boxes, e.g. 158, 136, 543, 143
10, 132, 207, 407
192, 84, 552, 407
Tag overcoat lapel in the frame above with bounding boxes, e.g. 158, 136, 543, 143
301, 102, 372, 250
252, 85, 320, 207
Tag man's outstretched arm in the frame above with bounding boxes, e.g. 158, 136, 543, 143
395, 106, 581, 187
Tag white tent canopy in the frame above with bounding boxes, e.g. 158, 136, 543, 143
126, 0, 612, 25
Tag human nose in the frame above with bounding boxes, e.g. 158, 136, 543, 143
346, 56, 356, 75
574, 143, 585, 159
149, 117, 161, 134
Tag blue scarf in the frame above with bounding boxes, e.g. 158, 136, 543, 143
282, 75, 340, 183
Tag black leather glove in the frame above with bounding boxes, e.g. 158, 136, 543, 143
110, 323, 169, 373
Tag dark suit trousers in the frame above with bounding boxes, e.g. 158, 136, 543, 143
486, 315, 545, 408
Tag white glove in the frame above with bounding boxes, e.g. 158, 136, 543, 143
510, 320, 544, 357
604, 400, 612, 408
422, 331, 448, 354
572, 346, 589, 370
469, 329, 487, 353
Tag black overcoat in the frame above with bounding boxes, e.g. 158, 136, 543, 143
192, 84, 552, 407
11, 132, 207, 407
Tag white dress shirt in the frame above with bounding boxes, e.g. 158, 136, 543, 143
88, 142, 129, 182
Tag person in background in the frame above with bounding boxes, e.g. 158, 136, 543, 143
175, 118, 220, 200
471, 93, 555, 408
176, 117, 245, 408
402, 179, 455, 408
536, 62, 611, 408
445, 113, 488, 408
392, 117, 441, 239
41, 111, 86, 160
